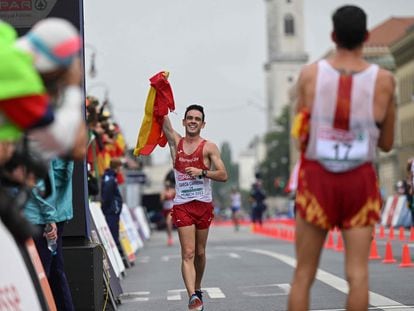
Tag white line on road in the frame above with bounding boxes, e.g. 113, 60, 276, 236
228, 252, 241, 259
167, 289, 186, 301
167, 288, 226, 300
203, 287, 226, 298
162, 252, 241, 261
237, 247, 408, 309
137, 256, 150, 263
239, 283, 290, 297
119, 291, 150, 302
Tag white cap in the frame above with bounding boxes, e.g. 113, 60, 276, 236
17, 17, 81, 73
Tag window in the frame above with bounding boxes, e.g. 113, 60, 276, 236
284, 14, 295, 36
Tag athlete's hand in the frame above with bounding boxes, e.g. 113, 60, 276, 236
185, 167, 202, 178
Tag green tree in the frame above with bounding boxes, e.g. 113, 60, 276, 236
212, 142, 238, 208
259, 105, 290, 196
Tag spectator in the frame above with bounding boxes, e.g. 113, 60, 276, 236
23, 157, 76, 311
250, 179, 267, 226
101, 157, 124, 255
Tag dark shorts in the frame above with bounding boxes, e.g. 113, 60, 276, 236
162, 209, 173, 218
295, 159, 381, 230
231, 206, 240, 213
171, 201, 214, 229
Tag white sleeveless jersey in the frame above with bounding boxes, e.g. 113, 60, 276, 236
305, 59, 380, 172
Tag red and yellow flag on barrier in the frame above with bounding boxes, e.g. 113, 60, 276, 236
291, 108, 310, 153
134, 71, 175, 156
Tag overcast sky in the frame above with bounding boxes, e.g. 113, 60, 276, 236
83, 0, 414, 164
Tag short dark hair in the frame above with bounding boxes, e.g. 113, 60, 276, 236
184, 104, 205, 121
332, 5, 367, 50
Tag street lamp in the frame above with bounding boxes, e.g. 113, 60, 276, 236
84, 43, 98, 78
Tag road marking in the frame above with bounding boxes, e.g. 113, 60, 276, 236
228, 252, 241, 259
162, 252, 241, 261
119, 291, 150, 302
237, 247, 408, 309
161, 254, 181, 262
137, 256, 150, 263
204, 287, 226, 298
239, 283, 290, 297
167, 287, 226, 300
167, 289, 186, 301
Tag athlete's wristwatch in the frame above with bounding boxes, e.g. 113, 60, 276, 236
201, 169, 208, 178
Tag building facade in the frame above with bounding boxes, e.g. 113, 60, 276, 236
390, 24, 414, 189
264, 0, 308, 131
364, 17, 414, 196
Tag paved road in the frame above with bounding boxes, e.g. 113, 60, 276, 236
114, 223, 414, 311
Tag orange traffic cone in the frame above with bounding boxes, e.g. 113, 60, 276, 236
409, 227, 414, 242
334, 233, 344, 252
399, 227, 406, 241
382, 241, 396, 264
379, 225, 385, 239
325, 231, 335, 249
369, 239, 381, 260
389, 226, 395, 240
388, 226, 394, 240
399, 244, 414, 268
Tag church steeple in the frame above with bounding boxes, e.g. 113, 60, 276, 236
264, 0, 308, 130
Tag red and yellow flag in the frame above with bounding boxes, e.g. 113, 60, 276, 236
134, 71, 175, 156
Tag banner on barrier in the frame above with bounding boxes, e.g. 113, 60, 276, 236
0, 222, 42, 311
88, 202, 125, 277
120, 204, 144, 252
381, 195, 412, 228
119, 220, 136, 264
132, 206, 151, 240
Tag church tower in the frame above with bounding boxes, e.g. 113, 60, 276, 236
264, 0, 308, 130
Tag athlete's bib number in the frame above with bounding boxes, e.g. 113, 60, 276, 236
316, 128, 369, 164
176, 176, 205, 199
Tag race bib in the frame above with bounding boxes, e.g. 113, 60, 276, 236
316, 127, 369, 171
176, 172, 205, 199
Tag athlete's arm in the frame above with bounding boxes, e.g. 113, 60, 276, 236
294, 63, 315, 113
291, 64, 314, 152
205, 142, 228, 182
295, 67, 307, 113
377, 71, 396, 152
163, 115, 181, 162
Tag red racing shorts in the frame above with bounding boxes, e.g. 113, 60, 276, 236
295, 159, 382, 230
171, 200, 214, 229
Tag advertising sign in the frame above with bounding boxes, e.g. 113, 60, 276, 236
88, 202, 125, 278
0, 0, 57, 28
0, 221, 42, 311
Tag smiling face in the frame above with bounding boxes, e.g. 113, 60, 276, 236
182, 109, 205, 137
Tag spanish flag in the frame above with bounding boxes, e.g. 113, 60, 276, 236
134, 71, 175, 156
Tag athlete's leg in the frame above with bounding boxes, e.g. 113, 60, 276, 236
177, 225, 197, 296
166, 212, 173, 245
194, 228, 209, 290
288, 215, 327, 311
342, 226, 373, 311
